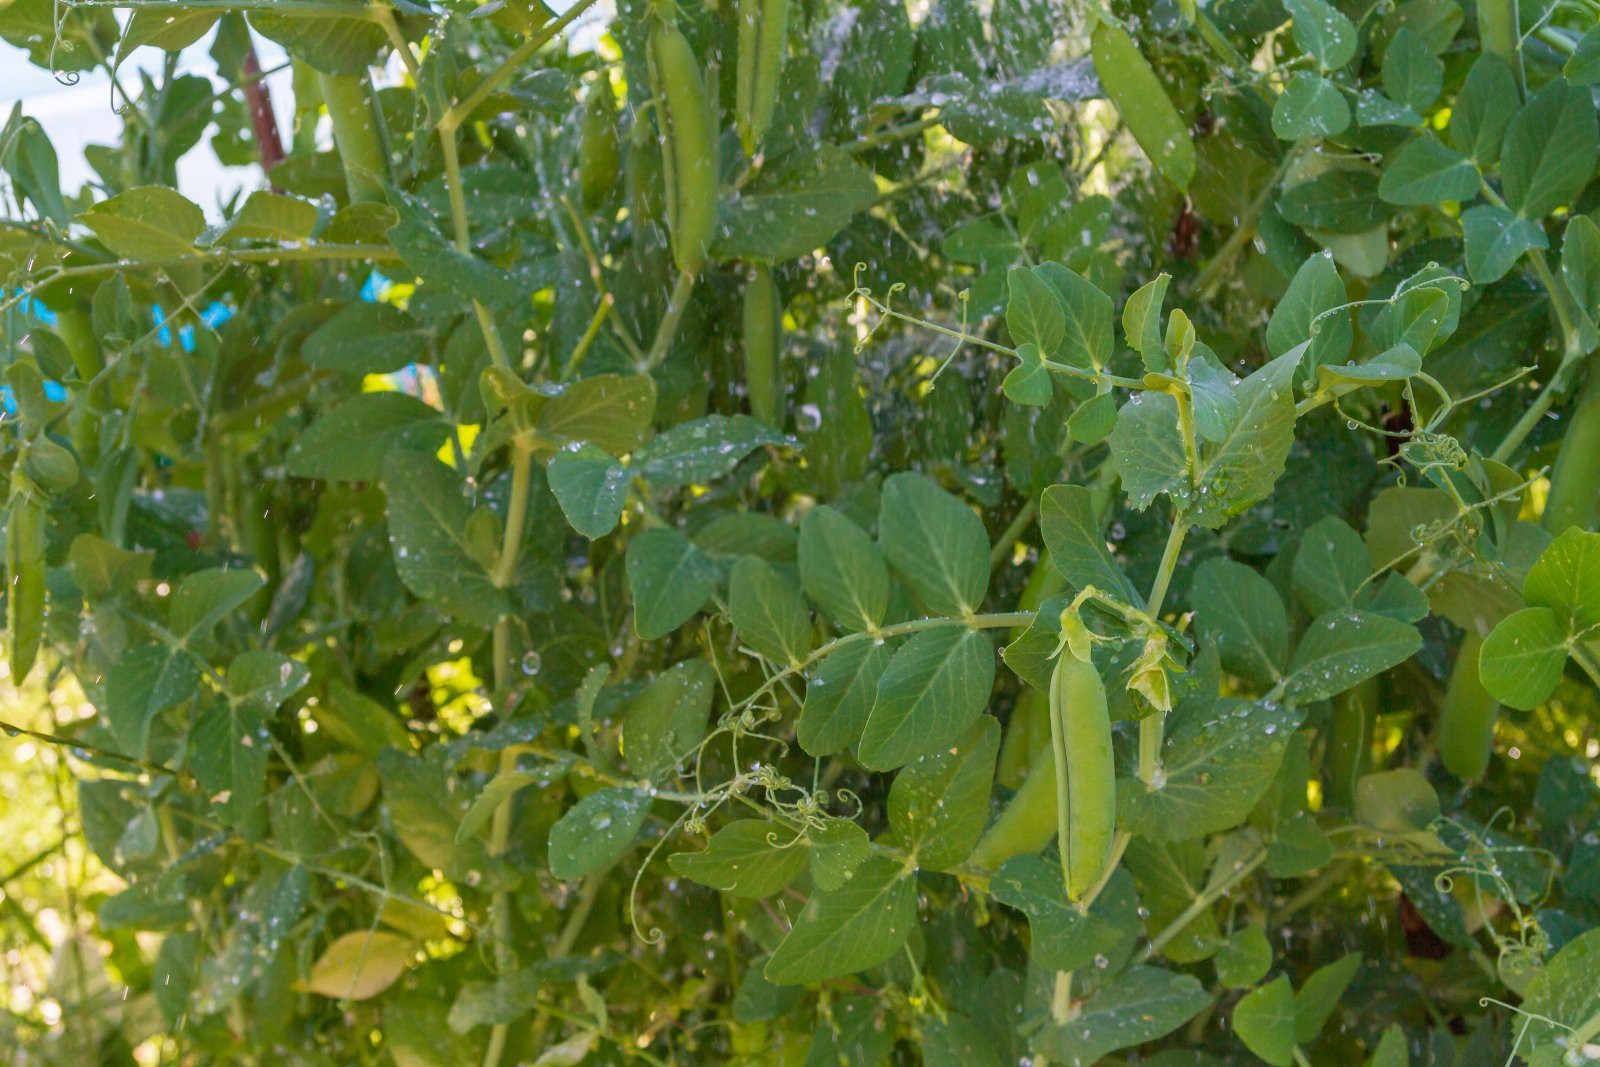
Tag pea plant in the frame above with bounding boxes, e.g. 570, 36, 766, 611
5, 0, 1600, 1062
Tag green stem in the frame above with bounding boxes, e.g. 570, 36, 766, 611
437, 0, 605, 133
1140, 846, 1269, 961
641, 269, 697, 371
492, 442, 535, 588
318, 72, 387, 203
989, 498, 1039, 571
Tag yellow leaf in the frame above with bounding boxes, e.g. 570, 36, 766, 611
304, 930, 413, 1000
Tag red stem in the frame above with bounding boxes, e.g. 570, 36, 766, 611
241, 49, 286, 187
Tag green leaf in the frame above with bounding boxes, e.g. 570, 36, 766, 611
1031, 966, 1210, 1064
1292, 516, 1371, 614
546, 788, 652, 880
1479, 606, 1569, 710
1501, 80, 1598, 220
1191, 559, 1288, 686
1520, 928, 1600, 1064
546, 445, 628, 539
1036, 261, 1115, 369
1380, 28, 1442, 112
170, 567, 267, 638
1123, 273, 1171, 370
1371, 1024, 1409, 1067
1283, 0, 1358, 69
1003, 342, 1054, 406
1067, 391, 1119, 443
1567, 26, 1600, 84
729, 556, 813, 666
1233, 975, 1297, 1066
1561, 215, 1600, 328
536, 374, 657, 456
1522, 528, 1600, 630
382, 451, 508, 628
859, 625, 995, 771
798, 505, 889, 632
1282, 609, 1422, 704
1267, 251, 1351, 375
1449, 55, 1518, 167
67, 534, 151, 599
621, 658, 715, 780
878, 473, 990, 616
1272, 73, 1351, 140
1266, 811, 1334, 876
1187, 355, 1241, 443
632, 415, 789, 488
190, 695, 267, 831
247, 2, 387, 76
1215, 925, 1273, 989
887, 716, 998, 871
79, 186, 204, 260
798, 640, 893, 757
1278, 171, 1393, 233
204, 191, 318, 245
1314, 342, 1422, 389
1188, 346, 1302, 528
1006, 267, 1067, 358
2, 116, 69, 227
1107, 391, 1188, 512
713, 146, 877, 262
1039, 483, 1141, 604
1293, 952, 1361, 1042
1119, 699, 1305, 841
808, 817, 872, 891
1378, 136, 1479, 205
303, 303, 429, 375
305, 930, 414, 1000
668, 820, 808, 897
119, 8, 218, 57
989, 857, 1140, 971
763, 855, 915, 985
287, 392, 450, 482
626, 528, 719, 640
1354, 769, 1440, 832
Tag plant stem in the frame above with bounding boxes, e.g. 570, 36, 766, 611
491, 442, 535, 588
1145, 516, 1189, 616
641, 269, 697, 370
318, 72, 387, 203
1140, 845, 1269, 961
989, 498, 1038, 571
436, 0, 605, 134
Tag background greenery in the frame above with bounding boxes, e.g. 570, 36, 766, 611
4, 0, 1600, 1063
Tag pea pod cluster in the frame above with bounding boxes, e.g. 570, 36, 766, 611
646, 18, 717, 273
735, 0, 788, 155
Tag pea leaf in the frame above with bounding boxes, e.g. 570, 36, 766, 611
763, 855, 916, 985
1501, 80, 1598, 220
631, 415, 790, 488
1520, 928, 1600, 1063
248, 2, 387, 76
203, 191, 318, 245
1003, 342, 1054, 406
621, 658, 715, 780
1378, 136, 1480, 205
382, 451, 509, 628
1449, 55, 1518, 167
798, 640, 894, 757
1119, 698, 1305, 841
1479, 606, 1569, 709
303, 303, 429, 375
1568, 26, 1600, 84
1188, 345, 1302, 528
1522, 528, 1600, 630
1278, 171, 1393, 233
626, 528, 719, 639
1380, 28, 1442, 112
1006, 266, 1067, 358
546, 788, 652, 879
1030, 966, 1210, 1063
1036, 261, 1115, 369
1292, 516, 1371, 614
668, 821, 808, 898
729, 556, 813, 666
79, 186, 204, 260
713, 146, 877, 262
858, 625, 995, 771
546, 445, 629, 539
305, 931, 413, 1001
1283, 0, 1358, 70
1282, 610, 1422, 703
887, 716, 998, 871
1215, 924, 1273, 988
1293, 952, 1361, 1041
1272, 73, 1351, 140
1233, 975, 1297, 1066
1266, 252, 1350, 372
878, 473, 990, 616
287, 392, 451, 482
1039, 483, 1141, 604
536, 374, 657, 456
989, 858, 1140, 971
1191, 559, 1288, 686
798, 505, 890, 632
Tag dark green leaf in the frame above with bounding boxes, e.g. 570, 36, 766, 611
887, 716, 998, 870
878, 472, 990, 616
858, 625, 996, 771
798, 640, 893, 757
799, 505, 890, 633
287, 392, 450, 482
546, 445, 629, 539
1282, 610, 1421, 703
729, 556, 813, 665
668, 821, 808, 897
382, 451, 508, 628
626, 528, 719, 640
1233, 975, 1297, 1066
303, 303, 429, 375
763, 856, 915, 985
547, 788, 652, 879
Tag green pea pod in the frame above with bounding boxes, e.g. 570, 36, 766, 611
1438, 632, 1500, 781
6, 491, 46, 682
997, 686, 1049, 790
735, 0, 788, 155
578, 80, 621, 213
1476, 0, 1520, 75
1324, 677, 1375, 808
1052, 650, 1116, 899
627, 117, 667, 228
647, 19, 718, 273
1544, 370, 1600, 533
21, 437, 79, 493
969, 740, 1058, 871
742, 265, 783, 424
1090, 20, 1196, 191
